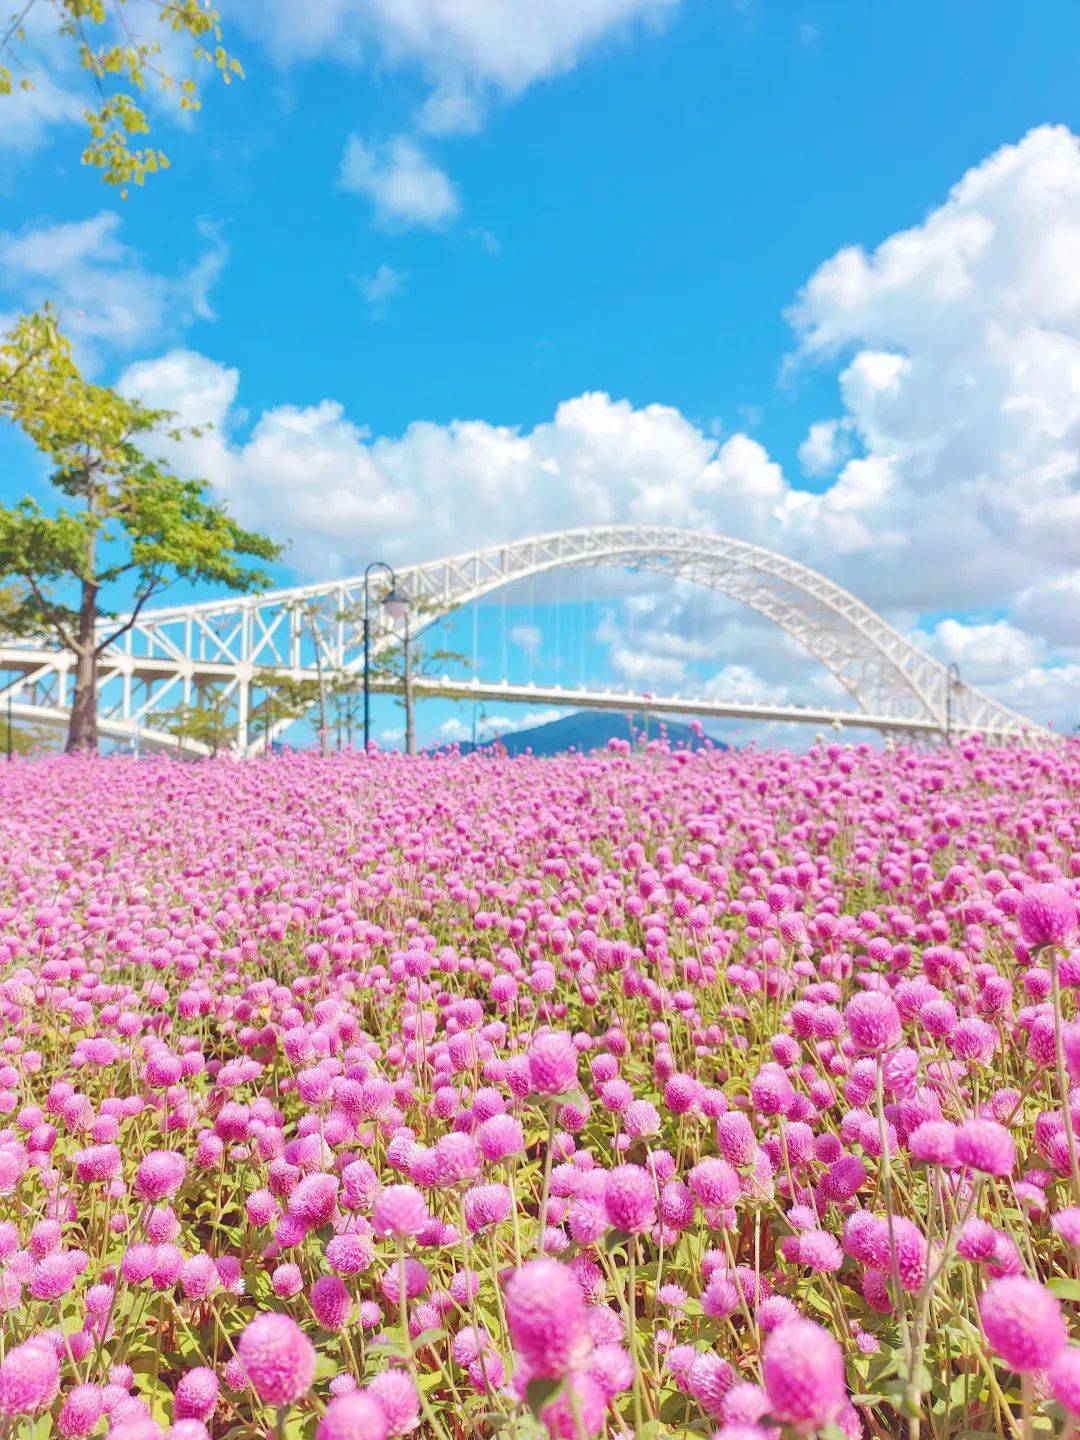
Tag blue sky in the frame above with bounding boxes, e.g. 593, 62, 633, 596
2, 0, 1080, 744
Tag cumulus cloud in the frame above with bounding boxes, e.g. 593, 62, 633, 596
231, 0, 679, 129
0, 213, 227, 364
340, 135, 459, 228
798, 418, 851, 477
118, 125, 1080, 730
787, 124, 1080, 583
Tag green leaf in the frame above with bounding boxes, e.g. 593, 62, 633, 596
1047, 1277, 1080, 1301
410, 1326, 446, 1352
525, 1376, 563, 1417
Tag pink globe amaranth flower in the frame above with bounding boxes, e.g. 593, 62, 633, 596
1051, 1207, 1080, 1247
527, 1032, 579, 1097
956, 1217, 998, 1262
603, 1164, 656, 1235
372, 1185, 429, 1240
762, 1318, 847, 1432
0, 1338, 61, 1416
311, 1274, 353, 1332
169, 1424, 211, 1440
326, 1232, 375, 1275
689, 1158, 739, 1208
342, 1160, 381, 1211
845, 992, 902, 1054
367, 1368, 419, 1433
1049, 1347, 1080, 1416
909, 1121, 957, 1167
756, 1295, 799, 1332
979, 1277, 1067, 1372
716, 1112, 757, 1166
317, 1390, 391, 1440
586, 1342, 634, 1400
272, 1262, 304, 1299
463, 1183, 512, 1234
134, 1150, 187, 1203
687, 1352, 735, 1415
288, 1173, 340, 1230
28, 1249, 84, 1301
702, 1274, 740, 1319
505, 1258, 591, 1378
58, 1382, 103, 1438
1064, 1021, 1080, 1084
173, 1367, 218, 1421
236, 1312, 316, 1406
477, 1114, 526, 1163
179, 1255, 218, 1302
954, 1119, 1016, 1177
222, 1357, 247, 1393
1017, 884, 1078, 950
538, 1371, 607, 1438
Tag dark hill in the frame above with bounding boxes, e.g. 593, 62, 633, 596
452, 710, 724, 757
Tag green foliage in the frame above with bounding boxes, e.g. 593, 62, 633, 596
158, 692, 236, 755
0, 713, 54, 755
0, 317, 280, 748
0, 335, 279, 650
255, 672, 322, 725
0, 307, 78, 429
0, 0, 242, 193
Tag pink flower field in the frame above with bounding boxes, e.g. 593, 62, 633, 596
0, 739, 1078, 1440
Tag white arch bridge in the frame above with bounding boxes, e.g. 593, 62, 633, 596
0, 526, 1048, 754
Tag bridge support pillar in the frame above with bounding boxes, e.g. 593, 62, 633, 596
237, 677, 250, 756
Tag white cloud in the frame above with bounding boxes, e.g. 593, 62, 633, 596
340, 134, 459, 228
118, 126, 1080, 731
0, 68, 83, 152
1014, 573, 1080, 647
234, 0, 679, 129
787, 124, 1080, 589
918, 618, 1043, 684
359, 263, 409, 317
798, 417, 851, 477
0, 213, 227, 363
438, 706, 564, 743
510, 623, 542, 654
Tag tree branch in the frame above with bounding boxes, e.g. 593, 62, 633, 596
96, 572, 169, 653
16, 571, 77, 651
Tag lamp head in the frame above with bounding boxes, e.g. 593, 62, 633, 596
382, 588, 409, 622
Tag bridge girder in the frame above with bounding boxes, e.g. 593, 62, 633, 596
0, 525, 1050, 754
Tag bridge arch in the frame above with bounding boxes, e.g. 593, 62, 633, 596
0, 525, 1046, 752
380, 526, 1031, 739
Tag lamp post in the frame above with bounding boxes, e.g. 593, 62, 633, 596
363, 561, 409, 752
944, 662, 962, 745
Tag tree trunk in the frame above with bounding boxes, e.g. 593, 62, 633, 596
65, 578, 99, 754
404, 619, 417, 756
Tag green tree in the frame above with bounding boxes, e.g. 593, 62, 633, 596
159, 690, 235, 757
251, 672, 322, 755
0, 341, 281, 754
0, 711, 54, 756
0, 0, 241, 192
369, 609, 469, 756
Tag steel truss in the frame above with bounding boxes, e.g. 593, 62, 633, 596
0, 526, 1049, 754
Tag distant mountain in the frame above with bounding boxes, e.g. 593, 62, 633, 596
450, 710, 725, 757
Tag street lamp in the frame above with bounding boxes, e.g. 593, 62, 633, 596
363, 561, 409, 751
